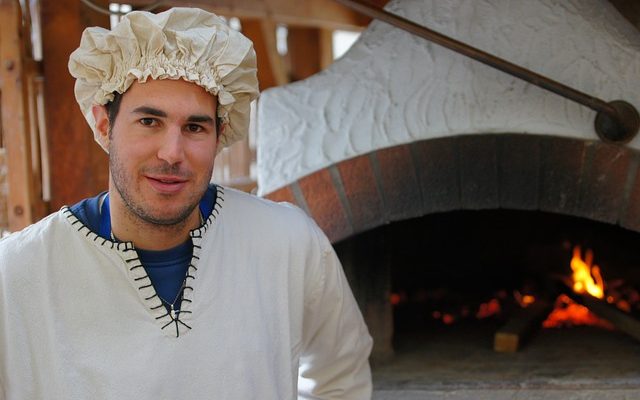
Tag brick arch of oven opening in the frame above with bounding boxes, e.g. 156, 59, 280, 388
264, 134, 640, 241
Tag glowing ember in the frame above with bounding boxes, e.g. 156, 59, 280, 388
514, 290, 536, 308
570, 246, 604, 299
442, 313, 455, 325
542, 294, 613, 329
476, 298, 501, 319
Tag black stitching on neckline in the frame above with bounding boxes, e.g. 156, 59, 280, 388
177, 320, 192, 330
160, 320, 173, 329
156, 311, 170, 321
61, 186, 226, 339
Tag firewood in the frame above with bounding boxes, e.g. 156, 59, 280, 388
494, 299, 553, 353
562, 288, 640, 343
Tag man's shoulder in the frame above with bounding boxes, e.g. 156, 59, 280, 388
220, 186, 309, 220
0, 211, 67, 267
219, 186, 325, 240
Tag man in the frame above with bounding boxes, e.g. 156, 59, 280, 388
0, 7, 372, 399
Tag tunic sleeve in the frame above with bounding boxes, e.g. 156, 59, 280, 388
297, 227, 373, 399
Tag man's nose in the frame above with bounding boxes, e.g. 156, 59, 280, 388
157, 126, 185, 165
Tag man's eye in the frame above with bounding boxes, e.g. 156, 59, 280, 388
140, 118, 156, 126
186, 124, 204, 133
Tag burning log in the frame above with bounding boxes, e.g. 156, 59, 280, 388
493, 298, 554, 353
562, 286, 640, 343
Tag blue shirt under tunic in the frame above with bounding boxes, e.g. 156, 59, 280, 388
70, 185, 217, 312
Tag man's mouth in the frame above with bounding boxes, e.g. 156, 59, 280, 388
146, 175, 188, 193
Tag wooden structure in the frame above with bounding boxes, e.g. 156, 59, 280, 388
0, 0, 638, 232
0, 0, 47, 232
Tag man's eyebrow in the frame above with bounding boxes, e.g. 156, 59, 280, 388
132, 106, 167, 117
132, 107, 214, 125
187, 115, 215, 125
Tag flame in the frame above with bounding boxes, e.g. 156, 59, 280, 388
570, 246, 604, 299
543, 245, 613, 328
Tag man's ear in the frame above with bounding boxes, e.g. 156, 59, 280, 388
92, 105, 110, 149
217, 122, 225, 144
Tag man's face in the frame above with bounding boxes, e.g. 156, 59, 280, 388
98, 79, 219, 227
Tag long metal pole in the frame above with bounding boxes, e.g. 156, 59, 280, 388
335, 0, 639, 143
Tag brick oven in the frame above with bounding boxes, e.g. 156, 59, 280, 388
255, 0, 640, 396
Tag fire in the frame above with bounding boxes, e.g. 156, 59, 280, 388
542, 294, 613, 330
570, 246, 604, 299
543, 245, 611, 328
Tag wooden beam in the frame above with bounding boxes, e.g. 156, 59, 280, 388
0, 0, 37, 230
494, 299, 553, 353
564, 288, 640, 343
608, 0, 640, 32
241, 18, 289, 90
41, 0, 110, 210
319, 28, 335, 71
287, 27, 323, 82
127, 0, 371, 30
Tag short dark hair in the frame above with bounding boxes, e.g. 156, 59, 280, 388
104, 92, 123, 136
103, 91, 223, 137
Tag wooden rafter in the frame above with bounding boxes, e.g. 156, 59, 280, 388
126, 0, 372, 30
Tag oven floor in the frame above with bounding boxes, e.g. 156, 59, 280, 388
371, 321, 640, 399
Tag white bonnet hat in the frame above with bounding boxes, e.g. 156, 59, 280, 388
68, 7, 259, 152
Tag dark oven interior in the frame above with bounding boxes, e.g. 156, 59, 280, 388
335, 209, 640, 390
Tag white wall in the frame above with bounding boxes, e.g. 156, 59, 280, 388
256, 0, 640, 195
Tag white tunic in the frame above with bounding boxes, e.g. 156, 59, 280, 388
0, 187, 373, 399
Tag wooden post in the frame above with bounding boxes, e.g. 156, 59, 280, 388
287, 27, 323, 82
241, 18, 289, 90
319, 28, 334, 70
0, 149, 8, 231
0, 0, 37, 230
41, 0, 110, 210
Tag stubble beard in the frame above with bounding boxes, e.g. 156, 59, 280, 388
109, 142, 211, 229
